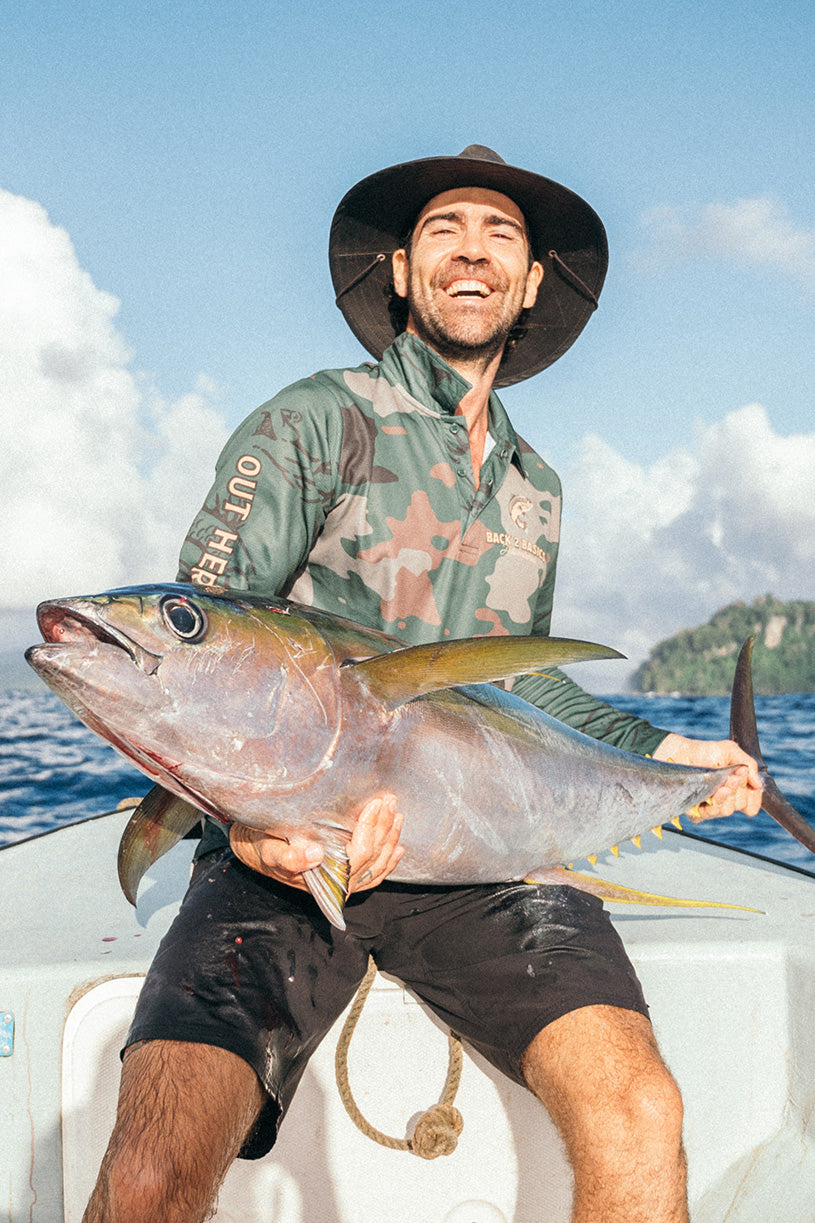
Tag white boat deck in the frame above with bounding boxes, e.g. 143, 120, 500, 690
2, 810, 815, 1222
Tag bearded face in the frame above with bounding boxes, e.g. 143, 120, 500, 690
392, 187, 543, 367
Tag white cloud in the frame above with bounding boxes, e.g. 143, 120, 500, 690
555, 403, 815, 687
0, 187, 228, 609
639, 196, 815, 287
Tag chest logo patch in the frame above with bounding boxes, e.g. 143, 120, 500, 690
509, 496, 533, 532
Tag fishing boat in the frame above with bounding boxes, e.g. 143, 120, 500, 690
3, 805, 815, 1222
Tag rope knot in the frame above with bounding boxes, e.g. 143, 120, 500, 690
408, 1104, 464, 1160
335, 957, 465, 1158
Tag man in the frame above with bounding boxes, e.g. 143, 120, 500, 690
84, 146, 761, 1223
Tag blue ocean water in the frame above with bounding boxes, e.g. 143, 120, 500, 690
1, 686, 814, 874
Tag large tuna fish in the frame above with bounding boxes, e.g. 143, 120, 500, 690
26, 584, 814, 928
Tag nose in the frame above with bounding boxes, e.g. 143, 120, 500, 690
451, 223, 489, 264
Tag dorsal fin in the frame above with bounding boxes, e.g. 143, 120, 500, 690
348, 635, 624, 710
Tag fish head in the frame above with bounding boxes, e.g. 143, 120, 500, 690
25, 584, 343, 814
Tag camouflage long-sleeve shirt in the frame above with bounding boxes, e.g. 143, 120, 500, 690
179, 331, 667, 756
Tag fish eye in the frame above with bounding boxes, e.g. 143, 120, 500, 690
160, 596, 207, 642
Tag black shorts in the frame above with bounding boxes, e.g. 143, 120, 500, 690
126, 847, 648, 1158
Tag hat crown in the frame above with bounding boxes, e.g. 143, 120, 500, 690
455, 144, 507, 166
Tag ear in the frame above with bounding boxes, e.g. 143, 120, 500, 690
522, 261, 544, 310
392, 249, 409, 298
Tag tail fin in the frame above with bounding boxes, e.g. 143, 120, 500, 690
730, 637, 815, 856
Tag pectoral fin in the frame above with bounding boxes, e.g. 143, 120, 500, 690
351, 635, 624, 710
302, 825, 352, 931
730, 636, 815, 855
525, 865, 762, 912
118, 784, 202, 905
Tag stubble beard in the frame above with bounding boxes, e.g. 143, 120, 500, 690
405, 269, 525, 370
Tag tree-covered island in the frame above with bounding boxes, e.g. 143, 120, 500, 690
632, 596, 815, 695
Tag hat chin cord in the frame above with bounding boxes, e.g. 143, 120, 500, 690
335, 252, 387, 304
548, 250, 600, 310
334, 249, 598, 316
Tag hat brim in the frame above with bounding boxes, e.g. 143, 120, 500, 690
329, 151, 608, 388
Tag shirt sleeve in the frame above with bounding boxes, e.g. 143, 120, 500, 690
177, 377, 344, 596
509, 530, 670, 756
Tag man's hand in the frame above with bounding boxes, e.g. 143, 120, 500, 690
228, 794, 404, 893
652, 733, 763, 823
345, 793, 405, 894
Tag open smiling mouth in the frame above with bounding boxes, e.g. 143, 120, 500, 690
445, 279, 493, 298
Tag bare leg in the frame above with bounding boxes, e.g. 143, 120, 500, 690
521, 1006, 688, 1223
83, 1040, 265, 1223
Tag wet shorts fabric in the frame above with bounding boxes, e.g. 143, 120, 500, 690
126, 847, 648, 1159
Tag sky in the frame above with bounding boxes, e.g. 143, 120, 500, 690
2, 0, 814, 691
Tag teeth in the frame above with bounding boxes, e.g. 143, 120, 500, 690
447, 280, 491, 297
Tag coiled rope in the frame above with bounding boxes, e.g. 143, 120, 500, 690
334, 956, 465, 1159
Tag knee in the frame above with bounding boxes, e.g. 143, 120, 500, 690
522, 1013, 685, 1162
550, 1062, 685, 1190
619, 1062, 684, 1154
95, 1157, 172, 1221
87, 1146, 215, 1223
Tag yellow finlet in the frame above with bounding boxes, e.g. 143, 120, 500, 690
651, 825, 664, 839
632, 835, 642, 849
588, 854, 598, 866
610, 844, 620, 857
671, 815, 683, 829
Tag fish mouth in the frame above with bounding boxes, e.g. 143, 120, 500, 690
30, 601, 162, 676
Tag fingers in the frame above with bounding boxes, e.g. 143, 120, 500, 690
347, 793, 404, 894
657, 734, 764, 823
687, 764, 764, 823
228, 794, 405, 896
229, 822, 323, 889
721, 743, 763, 792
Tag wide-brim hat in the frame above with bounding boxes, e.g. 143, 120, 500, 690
329, 144, 608, 388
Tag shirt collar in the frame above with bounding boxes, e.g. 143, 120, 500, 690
380, 332, 527, 475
